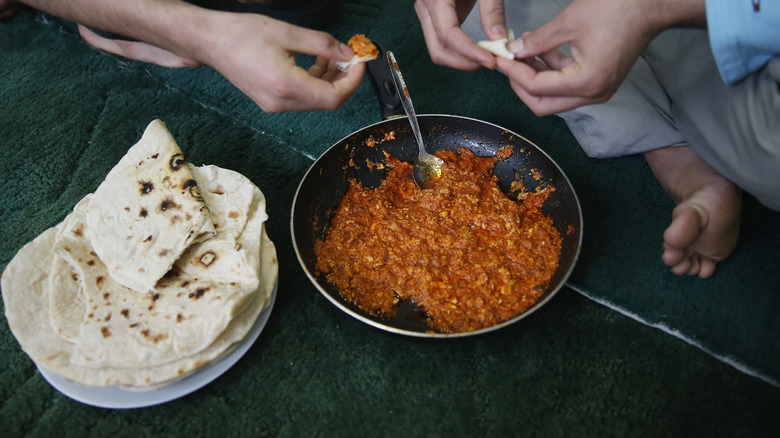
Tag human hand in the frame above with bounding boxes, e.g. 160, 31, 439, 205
415, 0, 508, 71
496, 0, 662, 116
196, 13, 365, 112
13, 1, 363, 112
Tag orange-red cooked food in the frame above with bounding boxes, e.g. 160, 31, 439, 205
347, 34, 378, 60
315, 147, 562, 333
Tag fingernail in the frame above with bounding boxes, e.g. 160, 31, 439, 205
491, 24, 507, 39
509, 31, 530, 56
340, 43, 353, 57
508, 38, 524, 56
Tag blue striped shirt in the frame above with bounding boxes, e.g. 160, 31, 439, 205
706, 0, 779, 83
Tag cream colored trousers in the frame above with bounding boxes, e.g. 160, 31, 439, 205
462, 1, 780, 210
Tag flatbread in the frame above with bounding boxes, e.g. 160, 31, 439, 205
2, 223, 277, 390
336, 34, 378, 72
52, 196, 257, 369
48, 251, 85, 341
1, 122, 277, 390
86, 120, 215, 294
477, 30, 516, 60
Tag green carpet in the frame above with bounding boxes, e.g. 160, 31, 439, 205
2, 2, 779, 436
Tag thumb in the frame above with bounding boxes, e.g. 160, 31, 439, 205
508, 23, 566, 59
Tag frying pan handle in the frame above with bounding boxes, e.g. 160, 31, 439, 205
366, 42, 405, 120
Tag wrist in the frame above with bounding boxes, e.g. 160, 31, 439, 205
145, 1, 223, 64
648, 0, 707, 30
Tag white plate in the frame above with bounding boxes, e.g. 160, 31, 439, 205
38, 282, 277, 409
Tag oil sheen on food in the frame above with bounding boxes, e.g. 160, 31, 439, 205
315, 147, 562, 333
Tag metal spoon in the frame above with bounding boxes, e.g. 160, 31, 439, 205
387, 51, 443, 189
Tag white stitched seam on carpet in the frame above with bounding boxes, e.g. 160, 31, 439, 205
566, 283, 780, 388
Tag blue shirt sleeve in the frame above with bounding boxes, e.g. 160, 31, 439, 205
706, 0, 780, 84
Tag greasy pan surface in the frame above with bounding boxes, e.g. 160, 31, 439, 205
291, 114, 583, 337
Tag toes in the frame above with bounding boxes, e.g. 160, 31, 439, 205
669, 254, 693, 276
697, 258, 717, 279
668, 254, 717, 279
685, 255, 701, 276
663, 203, 720, 278
663, 204, 705, 250
662, 242, 685, 266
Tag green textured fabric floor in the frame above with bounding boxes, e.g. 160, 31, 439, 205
2, 2, 779, 437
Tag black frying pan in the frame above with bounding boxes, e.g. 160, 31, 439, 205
291, 46, 582, 337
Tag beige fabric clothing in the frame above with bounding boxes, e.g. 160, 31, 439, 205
462, 1, 780, 210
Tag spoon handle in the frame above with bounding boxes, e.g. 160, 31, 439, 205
387, 51, 428, 156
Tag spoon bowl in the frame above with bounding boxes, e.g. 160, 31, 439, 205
387, 51, 443, 189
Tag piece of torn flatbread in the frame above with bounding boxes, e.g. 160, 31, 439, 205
336, 34, 378, 72
86, 120, 215, 294
477, 30, 516, 60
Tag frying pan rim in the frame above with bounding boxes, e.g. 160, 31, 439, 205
290, 113, 583, 338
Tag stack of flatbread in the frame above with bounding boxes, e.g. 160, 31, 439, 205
1, 120, 277, 391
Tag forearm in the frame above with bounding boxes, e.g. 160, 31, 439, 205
19, 0, 219, 62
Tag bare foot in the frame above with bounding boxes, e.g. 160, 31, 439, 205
77, 25, 202, 68
644, 146, 741, 279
